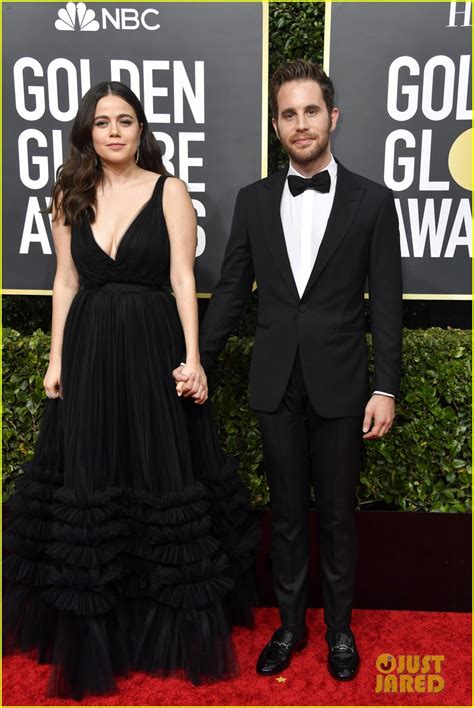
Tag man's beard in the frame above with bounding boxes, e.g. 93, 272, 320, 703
281, 125, 331, 169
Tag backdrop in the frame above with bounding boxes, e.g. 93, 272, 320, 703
327, 1, 471, 298
3, 1, 266, 293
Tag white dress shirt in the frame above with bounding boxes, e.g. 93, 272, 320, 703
280, 155, 394, 400
280, 156, 337, 298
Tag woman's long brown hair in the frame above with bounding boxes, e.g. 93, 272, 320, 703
48, 81, 167, 225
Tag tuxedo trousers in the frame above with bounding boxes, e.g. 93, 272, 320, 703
256, 352, 363, 630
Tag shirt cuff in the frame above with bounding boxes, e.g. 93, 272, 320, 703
372, 391, 395, 399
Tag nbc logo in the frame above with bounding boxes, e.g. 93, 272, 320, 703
54, 3, 161, 31
55, 2, 99, 31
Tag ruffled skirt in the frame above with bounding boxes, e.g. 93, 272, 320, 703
3, 288, 258, 699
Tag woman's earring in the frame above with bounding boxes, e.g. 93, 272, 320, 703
136, 146, 140, 164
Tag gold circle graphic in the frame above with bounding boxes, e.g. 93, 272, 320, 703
376, 654, 397, 674
448, 129, 471, 191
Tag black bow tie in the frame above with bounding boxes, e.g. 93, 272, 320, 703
287, 170, 331, 197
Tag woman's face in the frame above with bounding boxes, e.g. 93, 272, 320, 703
91, 94, 143, 166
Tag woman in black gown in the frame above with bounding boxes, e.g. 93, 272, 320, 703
3, 81, 257, 699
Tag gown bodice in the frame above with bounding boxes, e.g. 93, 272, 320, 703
71, 176, 170, 290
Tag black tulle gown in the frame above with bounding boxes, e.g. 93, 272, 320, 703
3, 176, 258, 699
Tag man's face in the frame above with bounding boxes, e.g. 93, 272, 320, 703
272, 79, 339, 169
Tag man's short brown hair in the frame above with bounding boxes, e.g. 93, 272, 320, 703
270, 59, 335, 118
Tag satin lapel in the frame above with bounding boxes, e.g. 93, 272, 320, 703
260, 169, 299, 301
302, 165, 365, 298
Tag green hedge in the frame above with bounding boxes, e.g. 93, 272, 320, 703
3, 327, 471, 512
2, 329, 51, 502
211, 328, 472, 512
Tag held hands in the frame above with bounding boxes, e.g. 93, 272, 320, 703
172, 361, 208, 404
362, 394, 395, 440
43, 362, 62, 399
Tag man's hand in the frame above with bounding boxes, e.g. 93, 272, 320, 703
362, 394, 395, 440
172, 363, 208, 404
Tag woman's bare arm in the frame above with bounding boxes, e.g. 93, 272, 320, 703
43, 212, 80, 397
163, 177, 207, 404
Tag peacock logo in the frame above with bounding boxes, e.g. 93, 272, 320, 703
55, 2, 100, 31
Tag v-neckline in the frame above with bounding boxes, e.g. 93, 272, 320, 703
88, 177, 161, 263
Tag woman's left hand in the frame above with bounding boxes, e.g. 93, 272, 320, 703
173, 362, 208, 404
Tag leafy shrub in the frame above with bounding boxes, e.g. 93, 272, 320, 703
2, 330, 471, 513
211, 328, 471, 512
2, 329, 51, 501
363, 329, 471, 512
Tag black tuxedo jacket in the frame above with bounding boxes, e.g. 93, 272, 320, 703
200, 162, 403, 417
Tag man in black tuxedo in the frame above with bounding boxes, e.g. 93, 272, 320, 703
174, 60, 402, 681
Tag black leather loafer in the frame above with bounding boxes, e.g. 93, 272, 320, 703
326, 629, 360, 681
256, 627, 308, 675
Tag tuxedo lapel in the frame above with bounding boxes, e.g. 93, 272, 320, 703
260, 169, 299, 301
302, 164, 365, 298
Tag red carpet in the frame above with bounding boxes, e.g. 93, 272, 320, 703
3, 608, 471, 706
